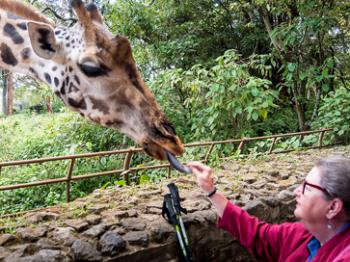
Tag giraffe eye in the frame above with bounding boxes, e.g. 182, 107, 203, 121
78, 62, 109, 77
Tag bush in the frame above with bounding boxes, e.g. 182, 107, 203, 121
312, 87, 350, 144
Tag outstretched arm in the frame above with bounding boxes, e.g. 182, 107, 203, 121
187, 161, 290, 261
187, 161, 228, 218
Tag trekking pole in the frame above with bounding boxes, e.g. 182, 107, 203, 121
162, 194, 190, 260
167, 183, 191, 249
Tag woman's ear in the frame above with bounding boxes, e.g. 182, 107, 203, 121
326, 198, 344, 219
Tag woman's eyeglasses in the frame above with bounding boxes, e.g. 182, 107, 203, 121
302, 180, 330, 196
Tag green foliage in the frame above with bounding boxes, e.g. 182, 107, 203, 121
0, 112, 131, 215
153, 49, 278, 141
312, 87, 350, 143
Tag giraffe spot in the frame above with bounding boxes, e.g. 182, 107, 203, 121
65, 36, 70, 40
54, 30, 61, 35
69, 66, 73, 72
90, 96, 110, 114
74, 75, 80, 85
60, 82, 66, 95
112, 92, 135, 111
29, 67, 39, 79
0, 43, 18, 66
20, 48, 31, 60
65, 77, 69, 86
68, 98, 87, 110
44, 73, 52, 84
4, 23, 24, 44
52, 66, 58, 71
54, 77, 59, 87
66, 43, 70, 48
106, 119, 124, 128
69, 83, 79, 93
54, 91, 62, 99
17, 22, 27, 30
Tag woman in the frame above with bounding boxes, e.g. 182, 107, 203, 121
187, 156, 350, 262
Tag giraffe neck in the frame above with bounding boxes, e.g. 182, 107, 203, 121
0, 10, 64, 88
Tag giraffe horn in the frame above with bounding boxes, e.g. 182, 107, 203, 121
70, 0, 96, 48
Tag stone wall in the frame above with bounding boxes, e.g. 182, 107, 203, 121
1, 145, 349, 261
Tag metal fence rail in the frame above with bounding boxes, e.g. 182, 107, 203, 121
0, 128, 333, 204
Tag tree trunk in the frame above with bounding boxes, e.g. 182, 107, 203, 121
291, 85, 307, 131
2, 71, 6, 115
45, 96, 53, 113
3, 70, 14, 116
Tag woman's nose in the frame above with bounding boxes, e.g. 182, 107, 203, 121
294, 184, 302, 196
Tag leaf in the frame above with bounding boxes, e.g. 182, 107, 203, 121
251, 88, 259, 97
252, 112, 259, 121
259, 109, 268, 119
115, 180, 126, 186
287, 63, 296, 72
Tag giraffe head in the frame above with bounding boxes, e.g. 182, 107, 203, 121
18, 0, 184, 160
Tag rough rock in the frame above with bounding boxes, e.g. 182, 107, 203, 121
99, 231, 126, 256
1, 146, 349, 262
71, 239, 102, 262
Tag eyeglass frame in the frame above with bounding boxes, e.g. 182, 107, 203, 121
302, 180, 331, 196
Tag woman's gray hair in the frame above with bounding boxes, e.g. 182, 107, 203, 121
315, 155, 350, 217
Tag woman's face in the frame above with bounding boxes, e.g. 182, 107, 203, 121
294, 167, 330, 228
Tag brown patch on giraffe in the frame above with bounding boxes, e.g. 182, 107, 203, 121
29, 67, 39, 78
68, 97, 87, 110
60, 82, 66, 95
74, 75, 80, 85
69, 83, 79, 93
105, 119, 124, 128
0, 43, 18, 66
20, 47, 31, 60
89, 96, 110, 114
44, 73, 52, 84
125, 62, 144, 95
87, 113, 101, 124
17, 22, 27, 30
54, 77, 59, 87
54, 91, 62, 99
4, 23, 24, 44
112, 91, 135, 111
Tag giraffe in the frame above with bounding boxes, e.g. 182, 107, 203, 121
0, 0, 184, 162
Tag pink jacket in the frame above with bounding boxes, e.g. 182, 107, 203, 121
218, 201, 350, 262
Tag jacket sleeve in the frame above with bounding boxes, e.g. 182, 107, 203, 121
217, 201, 285, 262
334, 244, 350, 262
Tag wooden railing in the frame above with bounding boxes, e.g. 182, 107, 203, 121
0, 128, 333, 204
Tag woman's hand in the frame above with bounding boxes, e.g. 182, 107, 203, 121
187, 161, 215, 194
187, 161, 228, 218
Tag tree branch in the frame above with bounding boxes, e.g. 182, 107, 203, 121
258, 7, 283, 52
41, 7, 77, 24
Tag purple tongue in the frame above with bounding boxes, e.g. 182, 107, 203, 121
166, 151, 192, 174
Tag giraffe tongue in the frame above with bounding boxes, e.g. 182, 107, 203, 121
166, 151, 192, 174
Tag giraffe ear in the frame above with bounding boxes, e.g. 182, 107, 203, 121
27, 22, 58, 60
113, 35, 132, 63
